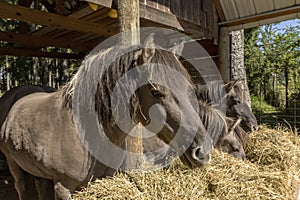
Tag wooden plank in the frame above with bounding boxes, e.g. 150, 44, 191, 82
0, 47, 83, 59
0, 2, 118, 37
34, 7, 109, 44
30, 5, 96, 37
0, 30, 93, 51
145, 0, 157, 9
203, 0, 213, 38
212, 2, 219, 44
139, 3, 183, 30
164, 0, 171, 13
85, 0, 211, 38
213, 0, 226, 21
193, 0, 201, 25
218, 27, 230, 80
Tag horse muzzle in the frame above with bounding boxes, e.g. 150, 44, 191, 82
180, 134, 213, 168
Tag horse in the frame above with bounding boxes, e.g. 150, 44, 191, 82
0, 85, 57, 127
0, 85, 57, 200
143, 99, 247, 167
195, 80, 258, 132
216, 119, 249, 159
0, 35, 214, 200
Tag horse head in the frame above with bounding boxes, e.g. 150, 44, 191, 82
224, 80, 258, 132
132, 35, 213, 168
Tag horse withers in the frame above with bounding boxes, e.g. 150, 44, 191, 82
0, 35, 214, 200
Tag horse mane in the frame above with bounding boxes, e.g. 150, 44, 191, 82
195, 81, 226, 104
62, 45, 192, 125
198, 100, 227, 146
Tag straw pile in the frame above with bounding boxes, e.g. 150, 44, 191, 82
72, 125, 300, 200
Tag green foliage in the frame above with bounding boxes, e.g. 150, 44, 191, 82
251, 95, 279, 115
245, 20, 300, 110
0, 0, 83, 91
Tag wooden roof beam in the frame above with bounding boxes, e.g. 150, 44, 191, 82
0, 47, 84, 59
0, 30, 95, 51
0, 2, 118, 37
85, 0, 207, 37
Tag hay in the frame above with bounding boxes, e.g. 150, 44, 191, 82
72, 125, 300, 200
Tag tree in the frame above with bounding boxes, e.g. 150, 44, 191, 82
245, 21, 300, 110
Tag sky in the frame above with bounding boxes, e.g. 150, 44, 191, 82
273, 18, 300, 29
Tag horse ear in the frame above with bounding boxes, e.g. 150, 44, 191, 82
225, 79, 244, 92
224, 81, 235, 92
142, 33, 156, 63
168, 39, 185, 56
234, 79, 244, 86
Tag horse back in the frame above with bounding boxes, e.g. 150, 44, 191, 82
1, 91, 92, 183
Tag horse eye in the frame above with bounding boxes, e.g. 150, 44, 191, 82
151, 89, 165, 98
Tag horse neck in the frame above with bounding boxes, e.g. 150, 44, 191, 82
198, 102, 226, 146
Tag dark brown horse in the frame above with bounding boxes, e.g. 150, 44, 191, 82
143, 99, 247, 167
0, 35, 214, 199
195, 80, 258, 132
0, 85, 57, 200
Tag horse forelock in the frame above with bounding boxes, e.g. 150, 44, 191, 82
62, 46, 190, 125
225, 80, 245, 102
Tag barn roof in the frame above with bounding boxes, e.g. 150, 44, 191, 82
214, 0, 300, 31
0, 0, 299, 59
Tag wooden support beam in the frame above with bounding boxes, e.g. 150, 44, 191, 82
117, 0, 143, 170
218, 27, 230, 81
0, 31, 94, 51
0, 47, 83, 59
0, 2, 118, 37
118, 0, 140, 45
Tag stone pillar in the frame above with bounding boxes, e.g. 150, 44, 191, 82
230, 29, 252, 108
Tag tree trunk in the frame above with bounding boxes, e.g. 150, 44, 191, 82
33, 57, 38, 84
230, 30, 252, 108
6, 56, 10, 91
285, 66, 289, 110
118, 0, 142, 170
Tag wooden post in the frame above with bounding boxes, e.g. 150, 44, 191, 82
218, 27, 230, 81
118, 0, 140, 45
118, 0, 143, 170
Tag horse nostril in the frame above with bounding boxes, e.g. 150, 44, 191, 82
251, 125, 259, 132
192, 147, 205, 161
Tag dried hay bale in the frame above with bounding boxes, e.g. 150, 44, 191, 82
72, 125, 300, 200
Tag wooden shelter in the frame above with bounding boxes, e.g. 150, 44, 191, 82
0, 0, 299, 79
